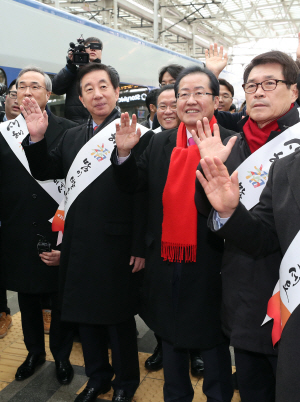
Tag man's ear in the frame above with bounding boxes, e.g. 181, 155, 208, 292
214, 96, 219, 110
150, 104, 157, 113
79, 96, 87, 109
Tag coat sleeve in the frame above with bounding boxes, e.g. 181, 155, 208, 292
22, 133, 66, 180
111, 132, 155, 193
52, 65, 78, 95
208, 161, 280, 257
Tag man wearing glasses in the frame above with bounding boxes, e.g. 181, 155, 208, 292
1, 80, 20, 121
195, 51, 299, 402
113, 66, 236, 402
0, 67, 76, 384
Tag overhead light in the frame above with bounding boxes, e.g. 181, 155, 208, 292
195, 35, 209, 44
126, 0, 153, 14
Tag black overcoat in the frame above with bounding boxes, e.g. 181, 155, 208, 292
0, 112, 77, 294
112, 125, 235, 349
213, 148, 300, 402
23, 122, 153, 325
196, 105, 300, 355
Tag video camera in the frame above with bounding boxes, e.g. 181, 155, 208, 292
68, 35, 102, 66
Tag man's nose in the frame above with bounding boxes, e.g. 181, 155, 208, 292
24, 87, 32, 96
186, 93, 197, 104
93, 88, 103, 98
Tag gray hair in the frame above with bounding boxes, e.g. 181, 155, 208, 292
16, 66, 52, 92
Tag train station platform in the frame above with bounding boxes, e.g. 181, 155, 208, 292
0, 292, 241, 402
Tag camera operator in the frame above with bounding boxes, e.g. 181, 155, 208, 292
52, 36, 103, 124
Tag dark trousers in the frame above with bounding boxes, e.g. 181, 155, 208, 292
161, 263, 233, 402
78, 316, 140, 396
18, 292, 74, 361
235, 348, 277, 402
0, 288, 10, 315
162, 339, 233, 402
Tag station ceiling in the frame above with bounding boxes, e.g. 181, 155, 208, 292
36, 0, 300, 62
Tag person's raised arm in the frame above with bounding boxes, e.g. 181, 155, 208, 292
115, 112, 142, 157
196, 156, 239, 218
205, 43, 228, 78
20, 97, 48, 142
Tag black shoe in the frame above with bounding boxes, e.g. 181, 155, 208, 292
144, 343, 163, 371
55, 359, 74, 385
190, 350, 204, 377
74, 384, 111, 402
15, 352, 46, 381
112, 389, 133, 402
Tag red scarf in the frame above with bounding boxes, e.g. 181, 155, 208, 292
243, 104, 294, 154
161, 116, 217, 263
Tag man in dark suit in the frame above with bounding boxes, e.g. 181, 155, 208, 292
113, 66, 235, 402
195, 51, 299, 402
21, 63, 152, 402
0, 66, 77, 384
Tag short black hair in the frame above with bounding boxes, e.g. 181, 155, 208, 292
7, 79, 17, 93
156, 84, 175, 104
174, 65, 219, 98
218, 78, 234, 97
243, 50, 299, 86
229, 104, 236, 112
145, 88, 159, 111
158, 64, 184, 84
84, 37, 103, 50
77, 63, 119, 96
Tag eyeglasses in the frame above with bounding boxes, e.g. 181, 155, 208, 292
177, 91, 213, 100
242, 79, 288, 94
18, 84, 47, 92
158, 104, 177, 111
7, 90, 17, 99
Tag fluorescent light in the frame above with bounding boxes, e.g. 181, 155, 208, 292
195, 35, 209, 44
126, 0, 153, 14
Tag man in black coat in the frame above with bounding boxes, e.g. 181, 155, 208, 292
195, 51, 299, 402
21, 63, 152, 402
113, 66, 235, 402
0, 67, 77, 384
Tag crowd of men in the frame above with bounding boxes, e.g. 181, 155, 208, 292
0, 33, 300, 402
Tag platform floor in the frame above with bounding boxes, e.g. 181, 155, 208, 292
0, 292, 241, 402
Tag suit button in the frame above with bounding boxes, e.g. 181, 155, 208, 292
32, 194, 37, 199
32, 222, 37, 226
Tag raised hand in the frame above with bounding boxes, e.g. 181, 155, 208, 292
115, 112, 141, 157
205, 43, 228, 78
20, 97, 48, 142
196, 156, 239, 217
191, 118, 237, 162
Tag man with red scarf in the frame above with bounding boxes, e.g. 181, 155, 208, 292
194, 51, 299, 402
112, 66, 236, 402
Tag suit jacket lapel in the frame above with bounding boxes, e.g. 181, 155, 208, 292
286, 151, 300, 213
164, 128, 177, 162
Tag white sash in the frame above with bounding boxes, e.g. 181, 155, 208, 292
236, 121, 300, 210
279, 231, 300, 322
0, 114, 65, 206
55, 118, 148, 223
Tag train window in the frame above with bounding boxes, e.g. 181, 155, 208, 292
0, 69, 7, 86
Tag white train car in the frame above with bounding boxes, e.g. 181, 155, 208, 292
1, 0, 203, 87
